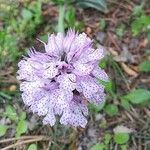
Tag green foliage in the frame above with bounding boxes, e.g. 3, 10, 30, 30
132, 15, 150, 36
3, 105, 28, 137
8, 3, 43, 39
16, 111, 28, 137
0, 1, 43, 69
76, 0, 107, 13
105, 104, 118, 116
90, 143, 106, 150
16, 120, 28, 137
40, 35, 48, 43
0, 91, 12, 100
0, 30, 20, 68
28, 144, 37, 150
132, 5, 144, 16
64, 6, 85, 30
120, 99, 131, 111
18, 3, 43, 38
99, 19, 106, 30
104, 133, 111, 144
89, 101, 105, 113
114, 133, 129, 145
147, 32, 150, 41
120, 145, 127, 150
101, 80, 115, 94
116, 24, 125, 37
19, 112, 27, 121
0, 125, 8, 137
131, 3, 150, 36
122, 89, 150, 104
99, 58, 107, 69
92, 133, 129, 149
5, 105, 18, 121
21, 8, 33, 20
65, 6, 76, 28
90, 134, 111, 150
52, 0, 72, 5
139, 60, 150, 72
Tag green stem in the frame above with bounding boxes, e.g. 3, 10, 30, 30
58, 5, 65, 33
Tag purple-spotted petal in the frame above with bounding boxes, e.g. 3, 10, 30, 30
57, 74, 76, 91
43, 108, 56, 126
92, 67, 109, 81
79, 77, 100, 100
73, 61, 94, 76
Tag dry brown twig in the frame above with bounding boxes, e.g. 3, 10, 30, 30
0, 136, 52, 150
0, 135, 47, 143
107, 32, 121, 51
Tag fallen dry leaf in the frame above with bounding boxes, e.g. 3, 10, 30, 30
85, 27, 92, 35
114, 49, 135, 63
140, 38, 148, 48
113, 125, 133, 133
120, 62, 138, 77
130, 65, 139, 72
107, 47, 119, 56
9, 85, 17, 92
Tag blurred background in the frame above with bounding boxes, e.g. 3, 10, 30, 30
0, 0, 150, 150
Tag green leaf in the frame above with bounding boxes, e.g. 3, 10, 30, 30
120, 99, 131, 110
90, 143, 106, 150
105, 104, 118, 116
147, 32, 150, 41
28, 144, 37, 150
76, 0, 107, 13
16, 120, 28, 137
116, 24, 125, 37
139, 60, 150, 72
52, 0, 66, 5
65, 7, 75, 27
114, 133, 129, 144
0, 125, 8, 137
121, 145, 127, 150
19, 112, 26, 121
122, 89, 150, 104
0, 92, 11, 100
132, 5, 144, 16
89, 101, 105, 113
40, 35, 48, 43
101, 80, 114, 94
104, 133, 111, 144
75, 21, 85, 31
99, 58, 107, 69
5, 105, 18, 121
21, 8, 33, 20
132, 15, 150, 36
99, 19, 106, 30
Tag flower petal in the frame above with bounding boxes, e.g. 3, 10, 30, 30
17, 60, 39, 81
43, 108, 56, 126
42, 62, 58, 79
73, 61, 94, 76
79, 76, 100, 100
57, 74, 76, 91
60, 110, 87, 128
92, 67, 109, 81
67, 32, 92, 62
45, 33, 64, 57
